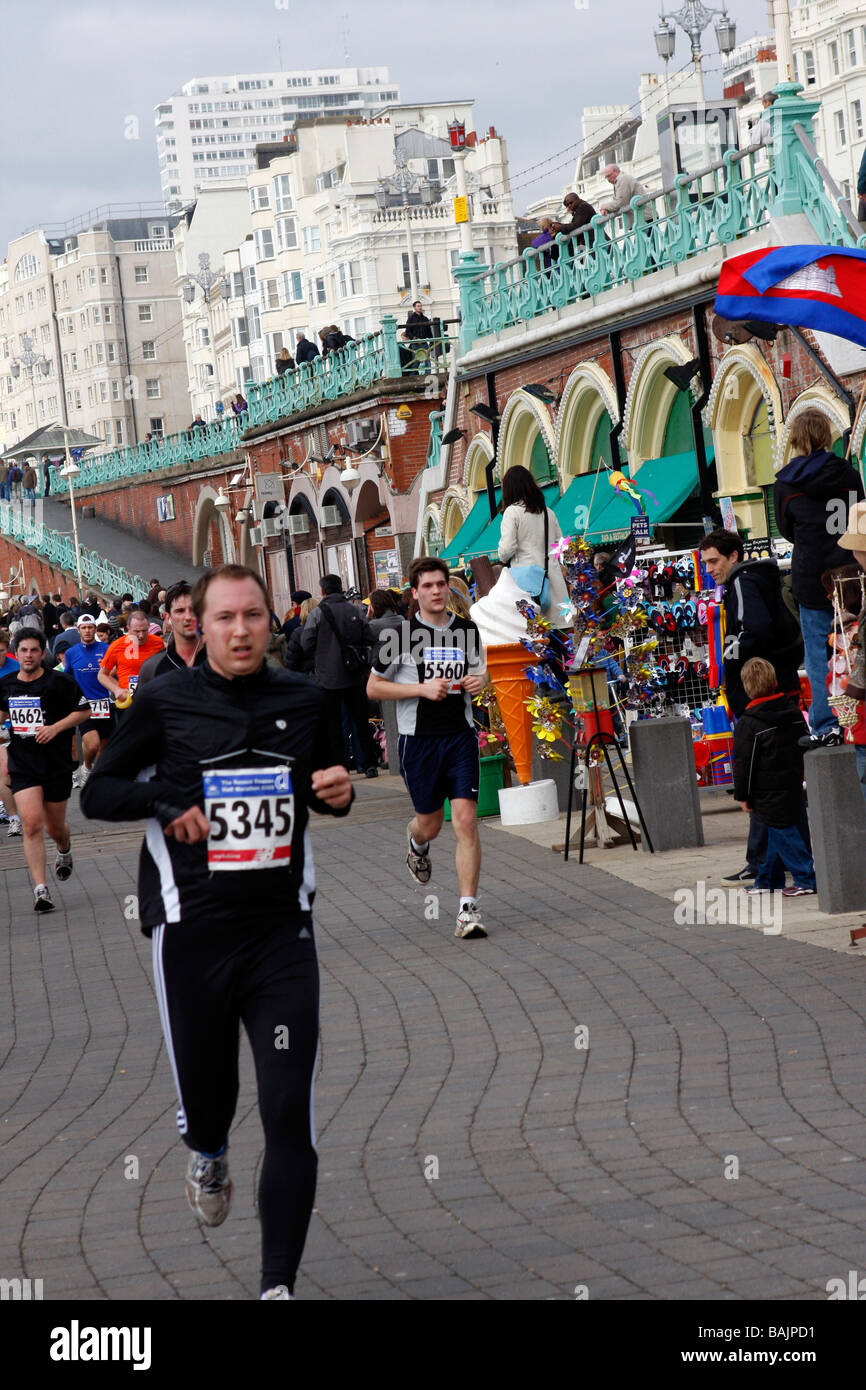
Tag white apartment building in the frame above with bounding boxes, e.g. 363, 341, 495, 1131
0, 212, 190, 451
789, 0, 866, 205
155, 67, 401, 209
173, 104, 517, 416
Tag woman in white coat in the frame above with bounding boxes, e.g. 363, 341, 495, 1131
470, 465, 570, 646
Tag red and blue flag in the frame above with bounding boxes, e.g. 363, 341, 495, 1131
715, 244, 866, 349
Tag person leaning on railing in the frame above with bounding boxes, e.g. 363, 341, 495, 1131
550, 191, 597, 252
599, 165, 653, 226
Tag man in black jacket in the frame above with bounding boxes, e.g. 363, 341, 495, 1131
732, 657, 815, 895
700, 527, 804, 882
300, 575, 378, 776
550, 191, 597, 250
774, 408, 864, 748
138, 581, 206, 686
295, 332, 319, 365
82, 564, 352, 1301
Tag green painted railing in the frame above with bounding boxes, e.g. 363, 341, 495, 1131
454, 83, 866, 348
426, 411, 445, 469
0, 501, 148, 595
49, 318, 454, 494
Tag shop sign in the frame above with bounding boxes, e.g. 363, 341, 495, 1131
373, 548, 401, 589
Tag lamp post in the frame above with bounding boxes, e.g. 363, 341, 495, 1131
10, 334, 51, 436
654, 1, 737, 104
376, 154, 435, 304
182, 253, 230, 417
448, 120, 475, 257
58, 427, 85, 601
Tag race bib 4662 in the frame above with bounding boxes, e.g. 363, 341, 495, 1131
9, 698, 44, 737
203, 765, 294, 872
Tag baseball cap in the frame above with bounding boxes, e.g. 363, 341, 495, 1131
76, 614, 96, 627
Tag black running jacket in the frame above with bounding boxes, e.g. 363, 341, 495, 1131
81, 660, 352, 934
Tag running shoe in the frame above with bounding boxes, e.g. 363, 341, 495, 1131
55, 847, 73, 882
722, 865, 756, 883
798, 728, 842, 751
455, 902, 488, 940
71, 769, 80, 790
33, 885, 55, 913
77, 766, 90, 791
185, 1150, 232, 1227
781, 885, 817, 897
406, 823, 432, 885
7, 816, 22, 838
260, 1286, 293, 1300
0, 806, 8, 825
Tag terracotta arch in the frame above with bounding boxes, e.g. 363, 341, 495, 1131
440, 488, 471, 543
703, 345, 783, 535
622, 335, 695, 471
496, 388, 557, 480
777, 384, 851, 465
192, 486, 237, 567
555, 362, 620, 485
461, 433, 495, 492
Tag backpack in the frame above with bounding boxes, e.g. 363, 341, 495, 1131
320, 602, 368, 677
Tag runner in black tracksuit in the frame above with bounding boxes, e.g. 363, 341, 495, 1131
81, 567, 353, 1299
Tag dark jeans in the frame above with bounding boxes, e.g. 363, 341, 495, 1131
324, 684, 375, 772
755, 823, 816, 890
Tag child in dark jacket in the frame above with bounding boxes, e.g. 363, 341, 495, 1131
732, 657, 816, 895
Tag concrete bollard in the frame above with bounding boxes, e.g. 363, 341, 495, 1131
630, 716, 704, 853
380, 698, 400, 776
805, 745, 866, 914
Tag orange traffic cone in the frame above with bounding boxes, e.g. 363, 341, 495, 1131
485, 643, 539, 786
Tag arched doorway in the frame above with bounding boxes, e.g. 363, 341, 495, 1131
497, 389, 558, 486
192, 487, 236, 567
355, 478, 397, 592
288, 493, 320, 595
555, 363, 620, 484
706, 346, 784, 536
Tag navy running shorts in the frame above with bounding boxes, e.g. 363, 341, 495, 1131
398, 729, 480, 814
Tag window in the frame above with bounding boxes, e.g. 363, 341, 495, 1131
308, 275, 327, 306
104, 305, 112, 324
107, 343, 118, 363
100, 267, 109, 284
96, 344, 105, 364
272, 173, 293, 212
198, 325, 210, 347
115, 420, 124, 445
40, 323, 50, 342
25, 402, 33, 424
282, 270, 303, 303
254, 228, 275, 260
352, 317, 367, 337
141, 339, 156, 360
146, 378, 161, 398
39, 399, 46, 420
803, 49, 816, 85
111, 380, 121, 400
70, 351, 78, 371
835, 109, 847, 147
149, 417, 164, 437
302, 225, 321, 255
232, 317, 249, 348
262, 278, 280, 310
243, 265, 257, 293
337, 260, 362, 298
829, 40, 840, 76
36, 286, 47, 305
150, 225, 167, 239
401, 252, 423, 289
100, 381, 108, 403
248, 305, 262, 341
231, 270, 244, 298
249, 186, 271, 211
80, 312, 87, 330
92, 306, 101, 325
134, 266, 149, 283
845, 29, 857, 67
89, 267, 97, 285
276, 216, 299, 252
138, 303, 153, 322
852, 99, 864, 140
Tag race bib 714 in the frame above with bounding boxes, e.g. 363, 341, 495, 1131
203, 765, 294, 872
422, 646, 465, 694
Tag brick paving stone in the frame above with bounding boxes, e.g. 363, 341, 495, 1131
3, 785, 866, 1301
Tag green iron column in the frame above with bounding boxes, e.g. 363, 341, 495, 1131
451, 251, 484, 355
768, 79, 821, 218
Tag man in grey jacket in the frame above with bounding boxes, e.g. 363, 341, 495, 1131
599, 165, 653, 224
300, 575, 378, 776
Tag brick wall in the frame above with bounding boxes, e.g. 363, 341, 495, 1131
0, 536, 82, 602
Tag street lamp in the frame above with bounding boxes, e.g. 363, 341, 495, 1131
10, 334, 51, 434
182, 252, 230, 416
376, 152, 436, 303
58, 429, 85, 601
654, 1, 737, 103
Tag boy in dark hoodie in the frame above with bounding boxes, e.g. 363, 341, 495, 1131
774, 409, 864, 749
732, 657, 816, 896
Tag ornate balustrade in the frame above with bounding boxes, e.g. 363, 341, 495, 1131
0, 501, 147, 595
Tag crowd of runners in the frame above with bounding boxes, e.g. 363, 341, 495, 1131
0, 557, 487, 1297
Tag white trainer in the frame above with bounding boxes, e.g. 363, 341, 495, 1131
260, 1286, 293, 1300
185, 1149, 232, 1227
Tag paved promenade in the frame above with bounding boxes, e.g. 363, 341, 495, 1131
2, 775, 866, 1301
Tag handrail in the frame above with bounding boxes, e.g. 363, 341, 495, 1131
0, 501, 148, 597
792, 121, 865, 243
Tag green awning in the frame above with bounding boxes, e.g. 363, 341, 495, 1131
462, 482, 561, 561
583, 446, 713, 542
439, 489, 500, 564
553, 471, 620, 537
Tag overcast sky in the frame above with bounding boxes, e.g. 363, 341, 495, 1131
1, 0, 765, 252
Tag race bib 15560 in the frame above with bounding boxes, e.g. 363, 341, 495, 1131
203, 765, 294, 872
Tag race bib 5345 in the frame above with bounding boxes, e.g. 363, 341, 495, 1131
203, 765, 294, 872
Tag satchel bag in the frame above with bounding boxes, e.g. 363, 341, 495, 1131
509, 509, 551, 610
320, 602, 368, 678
